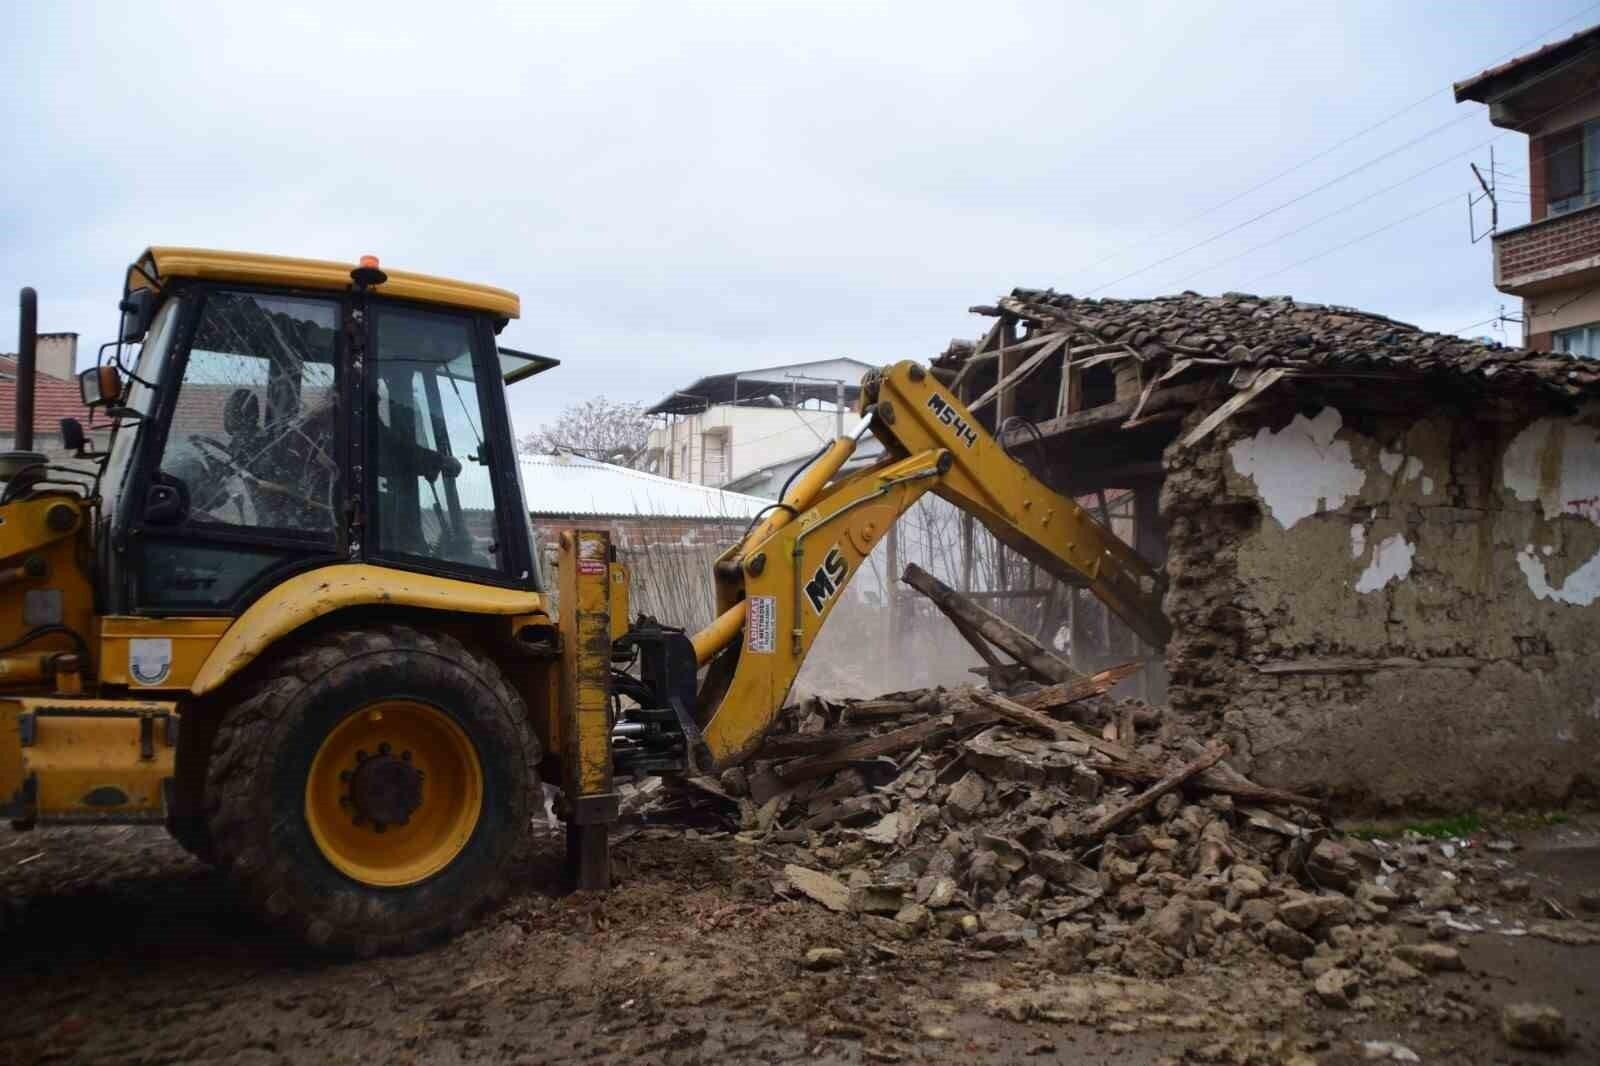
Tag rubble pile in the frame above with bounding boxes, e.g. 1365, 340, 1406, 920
693, 674, 1597, 1010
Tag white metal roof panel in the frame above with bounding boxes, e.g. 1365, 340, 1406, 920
519, 452, 771, 520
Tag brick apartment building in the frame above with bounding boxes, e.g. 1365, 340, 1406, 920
1456, 24, 1600, 353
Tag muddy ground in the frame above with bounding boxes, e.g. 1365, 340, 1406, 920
1, 815, 1596, 1066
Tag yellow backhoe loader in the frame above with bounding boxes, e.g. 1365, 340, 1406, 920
0, 249, 1168, 954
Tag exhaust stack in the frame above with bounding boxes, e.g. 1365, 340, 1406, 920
16, 287, 36, 453
0, 287, 47, 480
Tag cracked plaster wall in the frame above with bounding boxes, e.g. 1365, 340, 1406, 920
1162, 401, 1600, 810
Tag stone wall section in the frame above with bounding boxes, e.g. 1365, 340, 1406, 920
1162, 400, 1600, 810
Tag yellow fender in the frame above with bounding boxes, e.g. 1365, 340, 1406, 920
190, 564, 543, 696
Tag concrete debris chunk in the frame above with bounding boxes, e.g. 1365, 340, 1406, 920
1393, 942, 1463, 972
803, 946, 847, 971
945, 771, 987, 819
849, 883, 906, 915
1261, 920, 1315, 959
1276, 894, 1322, 932
1031, 850, 1101, 894
1312, 967, 1359, 1008
1305, 839, 1362, 891
1499, 1002, 1567, 1050
784, 865, 850, 913
1147, 899, 1194, 950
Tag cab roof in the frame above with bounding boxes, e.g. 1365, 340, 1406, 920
128, 246, 521, 321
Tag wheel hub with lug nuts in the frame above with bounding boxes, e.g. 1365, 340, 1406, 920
305, 699, 484, 887
343, 744, 424, 831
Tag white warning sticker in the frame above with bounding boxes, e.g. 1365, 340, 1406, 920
129, 638, 173, 686
746, 595, 776, 654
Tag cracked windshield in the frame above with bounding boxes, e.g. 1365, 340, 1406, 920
158, 291, 340, 535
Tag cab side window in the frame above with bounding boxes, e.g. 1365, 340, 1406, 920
370, 307, 502, 572
156, 290, 341, 536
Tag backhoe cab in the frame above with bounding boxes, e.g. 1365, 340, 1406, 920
0, 249, 1166, 955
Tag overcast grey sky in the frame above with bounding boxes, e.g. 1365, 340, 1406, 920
0, 1, 1583, 434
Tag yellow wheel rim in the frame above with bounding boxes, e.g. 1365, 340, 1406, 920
304, 699, 483, 887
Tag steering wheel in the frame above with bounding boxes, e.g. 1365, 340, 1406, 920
189, 434, 241, 476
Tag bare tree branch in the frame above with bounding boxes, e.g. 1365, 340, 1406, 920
519, 395, 653, 465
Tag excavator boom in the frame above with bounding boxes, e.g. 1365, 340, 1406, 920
616, 360, 1170, 771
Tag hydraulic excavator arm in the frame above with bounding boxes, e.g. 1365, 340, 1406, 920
612, 360, 1169, 775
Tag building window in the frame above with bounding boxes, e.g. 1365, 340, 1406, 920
1553, 322, 1600, 358
1547, 122, 1600, 217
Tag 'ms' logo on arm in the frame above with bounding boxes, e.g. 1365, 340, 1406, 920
803, 545, 850, 614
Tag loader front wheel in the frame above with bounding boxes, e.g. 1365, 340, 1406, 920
206, 625, 536, 955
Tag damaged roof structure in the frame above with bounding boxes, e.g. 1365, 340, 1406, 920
933, 289, 1600, 809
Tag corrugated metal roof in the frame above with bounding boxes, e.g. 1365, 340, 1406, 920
520, 451, 771, 520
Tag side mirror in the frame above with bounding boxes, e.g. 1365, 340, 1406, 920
78, 365, 123, 408
118, 288, 157, 342
59, 418, 85, 454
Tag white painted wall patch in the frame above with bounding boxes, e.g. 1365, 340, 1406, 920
1502, 417, 1600, 522
1229, 407, 1366, 529
1517, 547, 1600, 607
1355, 534, 1415, 593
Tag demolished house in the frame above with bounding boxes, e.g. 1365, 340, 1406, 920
930, 289, 1600, 809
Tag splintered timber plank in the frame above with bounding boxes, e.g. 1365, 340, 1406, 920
772, 710, 989, 786
1073, 743, 1228, 842
970, 689, 1077, 741
902, 563, 1085, 685
767, 662, 1140, 791
967, 335, 1069, 415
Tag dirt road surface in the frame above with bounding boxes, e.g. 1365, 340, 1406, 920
2, 817, 1595, 1065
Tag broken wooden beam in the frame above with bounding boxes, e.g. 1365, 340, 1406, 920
902, 563, 1085, 685
772, 709, 991, 787
1073, 743, 1228, 842
969, 689, 1079, 742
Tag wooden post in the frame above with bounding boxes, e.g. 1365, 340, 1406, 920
886, 521, 900, 657
960, 513, 975, 593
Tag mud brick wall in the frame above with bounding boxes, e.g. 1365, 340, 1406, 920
1162, 400, 1600, 810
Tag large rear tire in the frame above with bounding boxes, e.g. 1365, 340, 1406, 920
205, 624, 536, 955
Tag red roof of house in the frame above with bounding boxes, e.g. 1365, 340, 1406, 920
0, 357, 98, 437
1454, 24, 1600, 102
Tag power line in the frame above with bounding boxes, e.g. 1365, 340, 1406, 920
1078, 5, 1600, 293
1083, 111, 1488, 294
1157, 82, 1600, 290
1157, 135, 1528, 289
1243, 191, 1461, 286
1449, 314, 1505, 334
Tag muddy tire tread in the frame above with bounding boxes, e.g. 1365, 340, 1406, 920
204, 623, 537, 955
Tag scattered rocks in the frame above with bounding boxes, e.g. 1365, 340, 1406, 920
1497, 877, 1531, 901
1147, 899, 1194, 951
1262, 920, 1315, 960
1312, 967, 1359, 1008
1393, 942, 1463, 973
1304, 840, 1362, 891
945, 772, 987, 820
849, 884, 905, 915
1499, 1002, 1567, 1050
803, 946, 847, 971
785, 865, 850, 913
